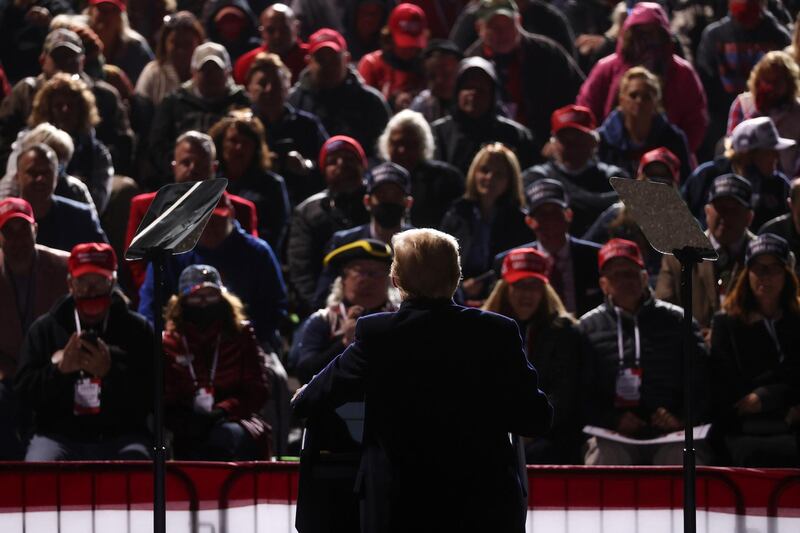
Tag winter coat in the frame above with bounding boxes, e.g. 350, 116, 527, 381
225, 167, 290, 250
357, 49, 426, 108
35, 195, 108, 252
576, 2, 708, 153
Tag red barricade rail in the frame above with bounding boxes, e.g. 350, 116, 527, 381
0, 462, 798, 533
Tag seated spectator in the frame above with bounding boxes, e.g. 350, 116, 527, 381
760, 177, 800, 276
710, 233, 800, 466
146, 41, 250, 190
208, 112, 290, 249
288, 238, 398, 533
451, 0, 577, 70
24, 73, 113, 213
16, 144, 107, 251
201, 0, 260, 63
441, 143, 530, 304
697, 0, 791, 159
0, 198, 69, 459
246, 52, 328, 207
564, 0, 620, 73
358, 3, 427, 111
496, 178, 603, 317
483, 247, 583, 464
377, 109, 463, 228
15, 242, 153, 460
125, 131, 258, 290
577, 2, 708, 154
1, 123, 95, 213
86, 0, 154, 84
597, 66, 692, 180
466, 0, 584, 153
580, 238, 710, 465
585, 147, 683, 281
409, 39, 463, 124
432, 57, 535, 176
0, 28, 133, 178
314, 162, 414, 308
163, 264, 271, 460
727, 51, 800, 177
341, 0, 390, 61
135, 11, 206, 106
683, 117, 792, 230
288, 28, 390, 161
523, 104, 628, 236
658, 174, 757, 335
233, 3, 308, 85
139, 193, 287, 348
287, 136, 370, 316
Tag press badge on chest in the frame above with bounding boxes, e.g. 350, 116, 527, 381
193, 386, 215, 413
614, 367, 642, 408
74, 377, 102, 415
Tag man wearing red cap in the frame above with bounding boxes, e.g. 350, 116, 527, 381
523, 104, 629, 236
288, 27, 390, 160
15, 242, 154, 461
579, 238, 710, 465
287, 135, 370, 315
0, 198, 69, 458
233, 3, 309, 85
357, 3, 428, 110
87, 0, 154, 84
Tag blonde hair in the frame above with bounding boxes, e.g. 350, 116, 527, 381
391, 228, 462, 300
464, 143, 525, 207
747, 50, 799, 104
245, 51, 292, 88
483, 279, 572, 325
29, 73, 100, 133
21, 123, 75, 164
618, 66, 663, 111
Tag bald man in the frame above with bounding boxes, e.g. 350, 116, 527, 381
233, 3, 309, 84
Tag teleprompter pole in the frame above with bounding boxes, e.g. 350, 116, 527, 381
152, 251, 167, 533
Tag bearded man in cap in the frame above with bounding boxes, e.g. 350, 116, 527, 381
15, 242, 154, 460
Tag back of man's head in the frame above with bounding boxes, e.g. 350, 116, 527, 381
391, 228, 461, 300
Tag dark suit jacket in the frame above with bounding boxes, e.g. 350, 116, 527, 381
293, 298, 552, 533
494, 236, 603, 317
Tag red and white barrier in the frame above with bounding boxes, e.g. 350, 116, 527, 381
1, 463, 798, 533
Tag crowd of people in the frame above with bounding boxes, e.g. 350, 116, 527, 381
0, 0, 799, 469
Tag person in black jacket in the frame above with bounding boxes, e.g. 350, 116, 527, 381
441, 142, 531, 304
146, 41, 250, 190
484, 246, 583, 464
292, 228, 552, 533
759, 177, 800, 276
579, 238, 710, 465
523, 104, 628, 237
709, 233, 800, 466
431, 56, 536, 175
15, 242, 152, 460
377, 108, 464, 228
495, 178, 603, 318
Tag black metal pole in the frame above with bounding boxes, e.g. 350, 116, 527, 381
676, 248, 700, 533
152, 251, 167, 533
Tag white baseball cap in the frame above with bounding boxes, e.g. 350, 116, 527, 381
731, 116, 796, 153
190, 42, 232, 72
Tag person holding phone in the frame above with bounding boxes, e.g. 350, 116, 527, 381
14, 242, 154, 461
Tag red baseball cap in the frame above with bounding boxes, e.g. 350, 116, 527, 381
638, 147, 680, 185
89, 0, 126, 11
319, 135, 367, 170
308, 28, 347, 55
501, 247, 551, 284
389, 3, 428, 49
68, 242, 117, 279
0, 198, 35, 230
598, 238, 645, 271
551, 104, 597, 136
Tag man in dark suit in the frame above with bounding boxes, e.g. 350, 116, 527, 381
495, 178, 603, 317
292, 228, 552, 533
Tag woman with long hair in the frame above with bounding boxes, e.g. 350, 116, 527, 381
483, 247, 583, 463
208, 111, 290, 249
710, 233, 800, 466
163, 264, 271, 460
440, 142, 531, 304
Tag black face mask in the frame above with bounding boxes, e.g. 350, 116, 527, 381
182, 301, 228, 329
372, 203, 405, 229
